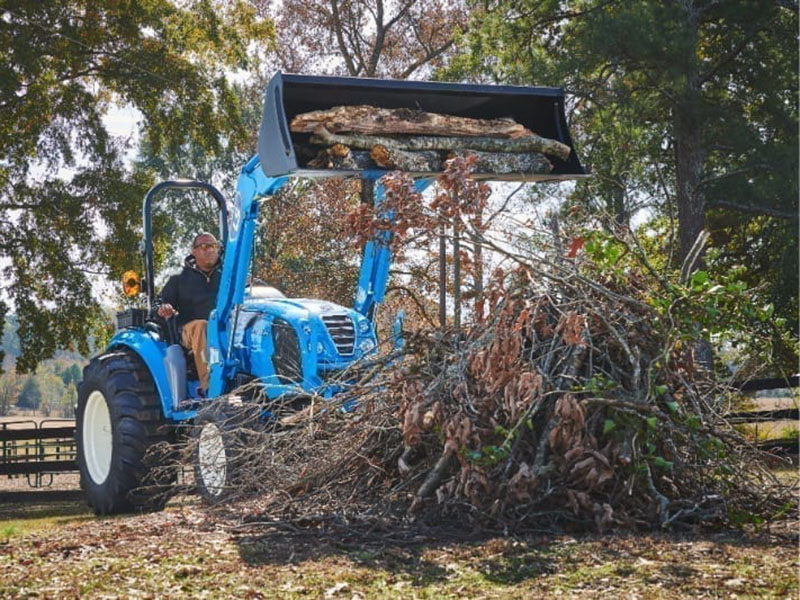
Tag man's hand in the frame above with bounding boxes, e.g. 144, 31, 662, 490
158, 303, 177, 319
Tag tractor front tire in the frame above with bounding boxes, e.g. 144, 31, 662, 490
193, 401, 260, 504
77, 349, 174, 515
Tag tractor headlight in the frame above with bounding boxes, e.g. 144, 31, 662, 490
359, 339, 375, 354
358, 319, 370, 334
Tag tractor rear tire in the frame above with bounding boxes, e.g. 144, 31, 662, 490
76, 349, 175, 515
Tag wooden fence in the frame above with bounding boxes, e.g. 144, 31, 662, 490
727, 376, 799, 454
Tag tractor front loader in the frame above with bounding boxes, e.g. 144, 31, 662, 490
76, 73, 586, 514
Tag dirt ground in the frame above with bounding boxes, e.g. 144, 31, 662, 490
0, 475, 797, 599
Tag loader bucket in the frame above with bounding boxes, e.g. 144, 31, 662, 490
258, 72, 586, 182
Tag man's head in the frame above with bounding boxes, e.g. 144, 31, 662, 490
191, 232, 220, 272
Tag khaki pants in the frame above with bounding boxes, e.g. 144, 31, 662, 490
181, 320, 209, 390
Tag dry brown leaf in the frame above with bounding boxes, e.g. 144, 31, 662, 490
556, 311, 587, 347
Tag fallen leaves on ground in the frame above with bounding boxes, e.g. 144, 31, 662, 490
0, 496, 797, 599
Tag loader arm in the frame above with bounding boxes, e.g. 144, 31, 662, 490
353, 177, 433, 320
207, 156, 288, 398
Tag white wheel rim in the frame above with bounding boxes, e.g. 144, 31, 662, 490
83, 391, 113, 485
198, 422, 227, 497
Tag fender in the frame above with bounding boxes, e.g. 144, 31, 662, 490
106, 329, 182, 420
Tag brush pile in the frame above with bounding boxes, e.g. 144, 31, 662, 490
290, 105, 570, 175
187, 274, 789, 532
173, 164, 793, 534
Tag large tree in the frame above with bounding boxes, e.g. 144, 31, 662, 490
252, 0, 468, 78
447, 0, 798, 363
0, 1, 274, 371
135, 0, 472, 308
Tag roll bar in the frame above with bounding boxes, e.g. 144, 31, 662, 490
142, 180, 229, 308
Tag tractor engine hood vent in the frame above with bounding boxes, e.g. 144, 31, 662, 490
258, 72, 586, 182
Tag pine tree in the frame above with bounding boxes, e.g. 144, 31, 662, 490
17, 377, 41, 410
448, 0, 798, 367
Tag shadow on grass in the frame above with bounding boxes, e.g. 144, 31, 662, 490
234, 520, 563, 586
0, 490, 91, 535
231, 513, 799, 589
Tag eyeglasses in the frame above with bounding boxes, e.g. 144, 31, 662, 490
193, 242, 219, 251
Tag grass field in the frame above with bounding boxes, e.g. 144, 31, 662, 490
0, 477, 797, 599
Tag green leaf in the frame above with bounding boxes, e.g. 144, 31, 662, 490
654, 384, 668, 396
646, 416, 658, 430
690, 270, 709, 289
603, 419, 616, 434
685, 415, 701, 431
666, 401, 679, 413
652, 456, 673, 469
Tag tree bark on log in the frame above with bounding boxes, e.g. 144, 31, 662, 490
448, 150, 553, 175
306, 144, 373, 170
370, 145, 441, 171
291, 105, 534, 139
310, 126, 571, 160
409, 451, 458, 513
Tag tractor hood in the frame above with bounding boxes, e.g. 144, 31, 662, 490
244, 296, 361, 321
234, 295, 377, 389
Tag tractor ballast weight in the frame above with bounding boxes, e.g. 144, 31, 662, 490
258, 73, 586, 180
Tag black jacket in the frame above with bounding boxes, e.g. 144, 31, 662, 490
158, 255, 221, 325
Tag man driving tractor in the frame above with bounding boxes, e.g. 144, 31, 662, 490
157, 232, 222, 393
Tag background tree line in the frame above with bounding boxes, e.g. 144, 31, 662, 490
1, 316, 82, 417
0, 0, 795, 378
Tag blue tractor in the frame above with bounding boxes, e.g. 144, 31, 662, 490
76, 73, 585, 514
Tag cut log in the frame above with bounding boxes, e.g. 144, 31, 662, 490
310, 126, 571, 161
370, 145, 441, 171
448, 150, 553, 175
306, 144, 373, 170
292, 105, 533, 139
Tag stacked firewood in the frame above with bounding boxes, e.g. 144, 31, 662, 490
290, 105, 571, 175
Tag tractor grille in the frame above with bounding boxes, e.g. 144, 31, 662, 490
272, 319, 302, 383
322, 314, 355, 355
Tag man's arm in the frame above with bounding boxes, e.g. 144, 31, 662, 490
157, 275, 179, 318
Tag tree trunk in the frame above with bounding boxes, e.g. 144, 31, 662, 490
307, 144, 373, 170
370, 145, 441, 171
310, 127, 571, 160
447, 150, 552, 175
610, 181, 627, 226
672, 8, 714, 373
673, 3, 706, 268
292, 105, 534, 138
674, 103, 706, 266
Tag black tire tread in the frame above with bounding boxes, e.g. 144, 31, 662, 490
77, 349, 174, 515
